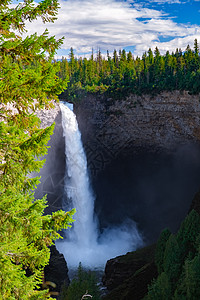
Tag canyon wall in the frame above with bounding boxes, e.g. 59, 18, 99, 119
74, 91, 200, 242
36, 92, 200, 243
34, 92, 200, 297
74, 91, 200, 177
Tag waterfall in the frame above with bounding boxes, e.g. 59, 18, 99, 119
59, 102, 97, 246
56, 102, 143, 269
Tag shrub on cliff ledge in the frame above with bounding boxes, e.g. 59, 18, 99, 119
0, 1, 74, 299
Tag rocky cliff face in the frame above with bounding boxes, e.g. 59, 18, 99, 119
74, 91, 200, 243
35, 94, 200, 299
34, 102, 66, 215
74, 91, 200, 177
37, 92, 200, 211
102, 244, 157, 300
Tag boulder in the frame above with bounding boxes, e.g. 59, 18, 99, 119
102, 244, 158, 300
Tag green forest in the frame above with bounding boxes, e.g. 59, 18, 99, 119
57, 40, 200, 101
146, 210, 200, 300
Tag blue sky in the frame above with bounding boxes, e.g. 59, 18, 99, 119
12, 0, 200, 58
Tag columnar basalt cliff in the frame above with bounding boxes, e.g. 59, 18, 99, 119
74, 91, 200, 177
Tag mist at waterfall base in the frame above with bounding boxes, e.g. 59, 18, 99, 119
55, 102, 143, 270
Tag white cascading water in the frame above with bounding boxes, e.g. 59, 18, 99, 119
56, 102, 143, 269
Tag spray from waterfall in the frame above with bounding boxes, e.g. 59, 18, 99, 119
56, 102, 143, 269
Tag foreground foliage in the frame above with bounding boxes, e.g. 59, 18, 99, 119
57, 41, 200, 100
145, 210, 200, 300
60, 263, 101, 300
0, 1, 74, 298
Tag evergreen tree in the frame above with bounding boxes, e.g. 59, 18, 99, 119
65, 263, 100, 300
175, 255, 200, 299
69, 47, 75, 75
57, 39, 200, 99
120, 49, 127, 62
194, 39, 199, 55
146, 272, 171, 300
0, 1, 75, 298
113, 49, 118, 66
59, 57, 69, 80
155, 228, 171, 274
148, 48, 154, 64
147, 210, 200, 299
127, 51, 133, 63
176, 209, 200, 257
163, 234, 182, 286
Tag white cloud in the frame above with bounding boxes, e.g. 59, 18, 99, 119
22, 0, 200, 58
148, 0, 183, 3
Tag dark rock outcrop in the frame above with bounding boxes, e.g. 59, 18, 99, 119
44, 245, 70, 298
102, 244, 157, 300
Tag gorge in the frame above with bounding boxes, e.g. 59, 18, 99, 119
74, 91, 200, 243
36, 90, 200, 295
56, 102, 143, 269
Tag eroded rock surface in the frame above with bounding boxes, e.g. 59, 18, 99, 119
102, 244, 157, 300
74, 91, 200, 177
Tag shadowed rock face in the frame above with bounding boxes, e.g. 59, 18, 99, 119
34, 104, 66, 215
102, 244, 158, 300
74, 91, 200, 243
44, 245, 70, 297
92, 145, 200, 243
36, 92, 200, 243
